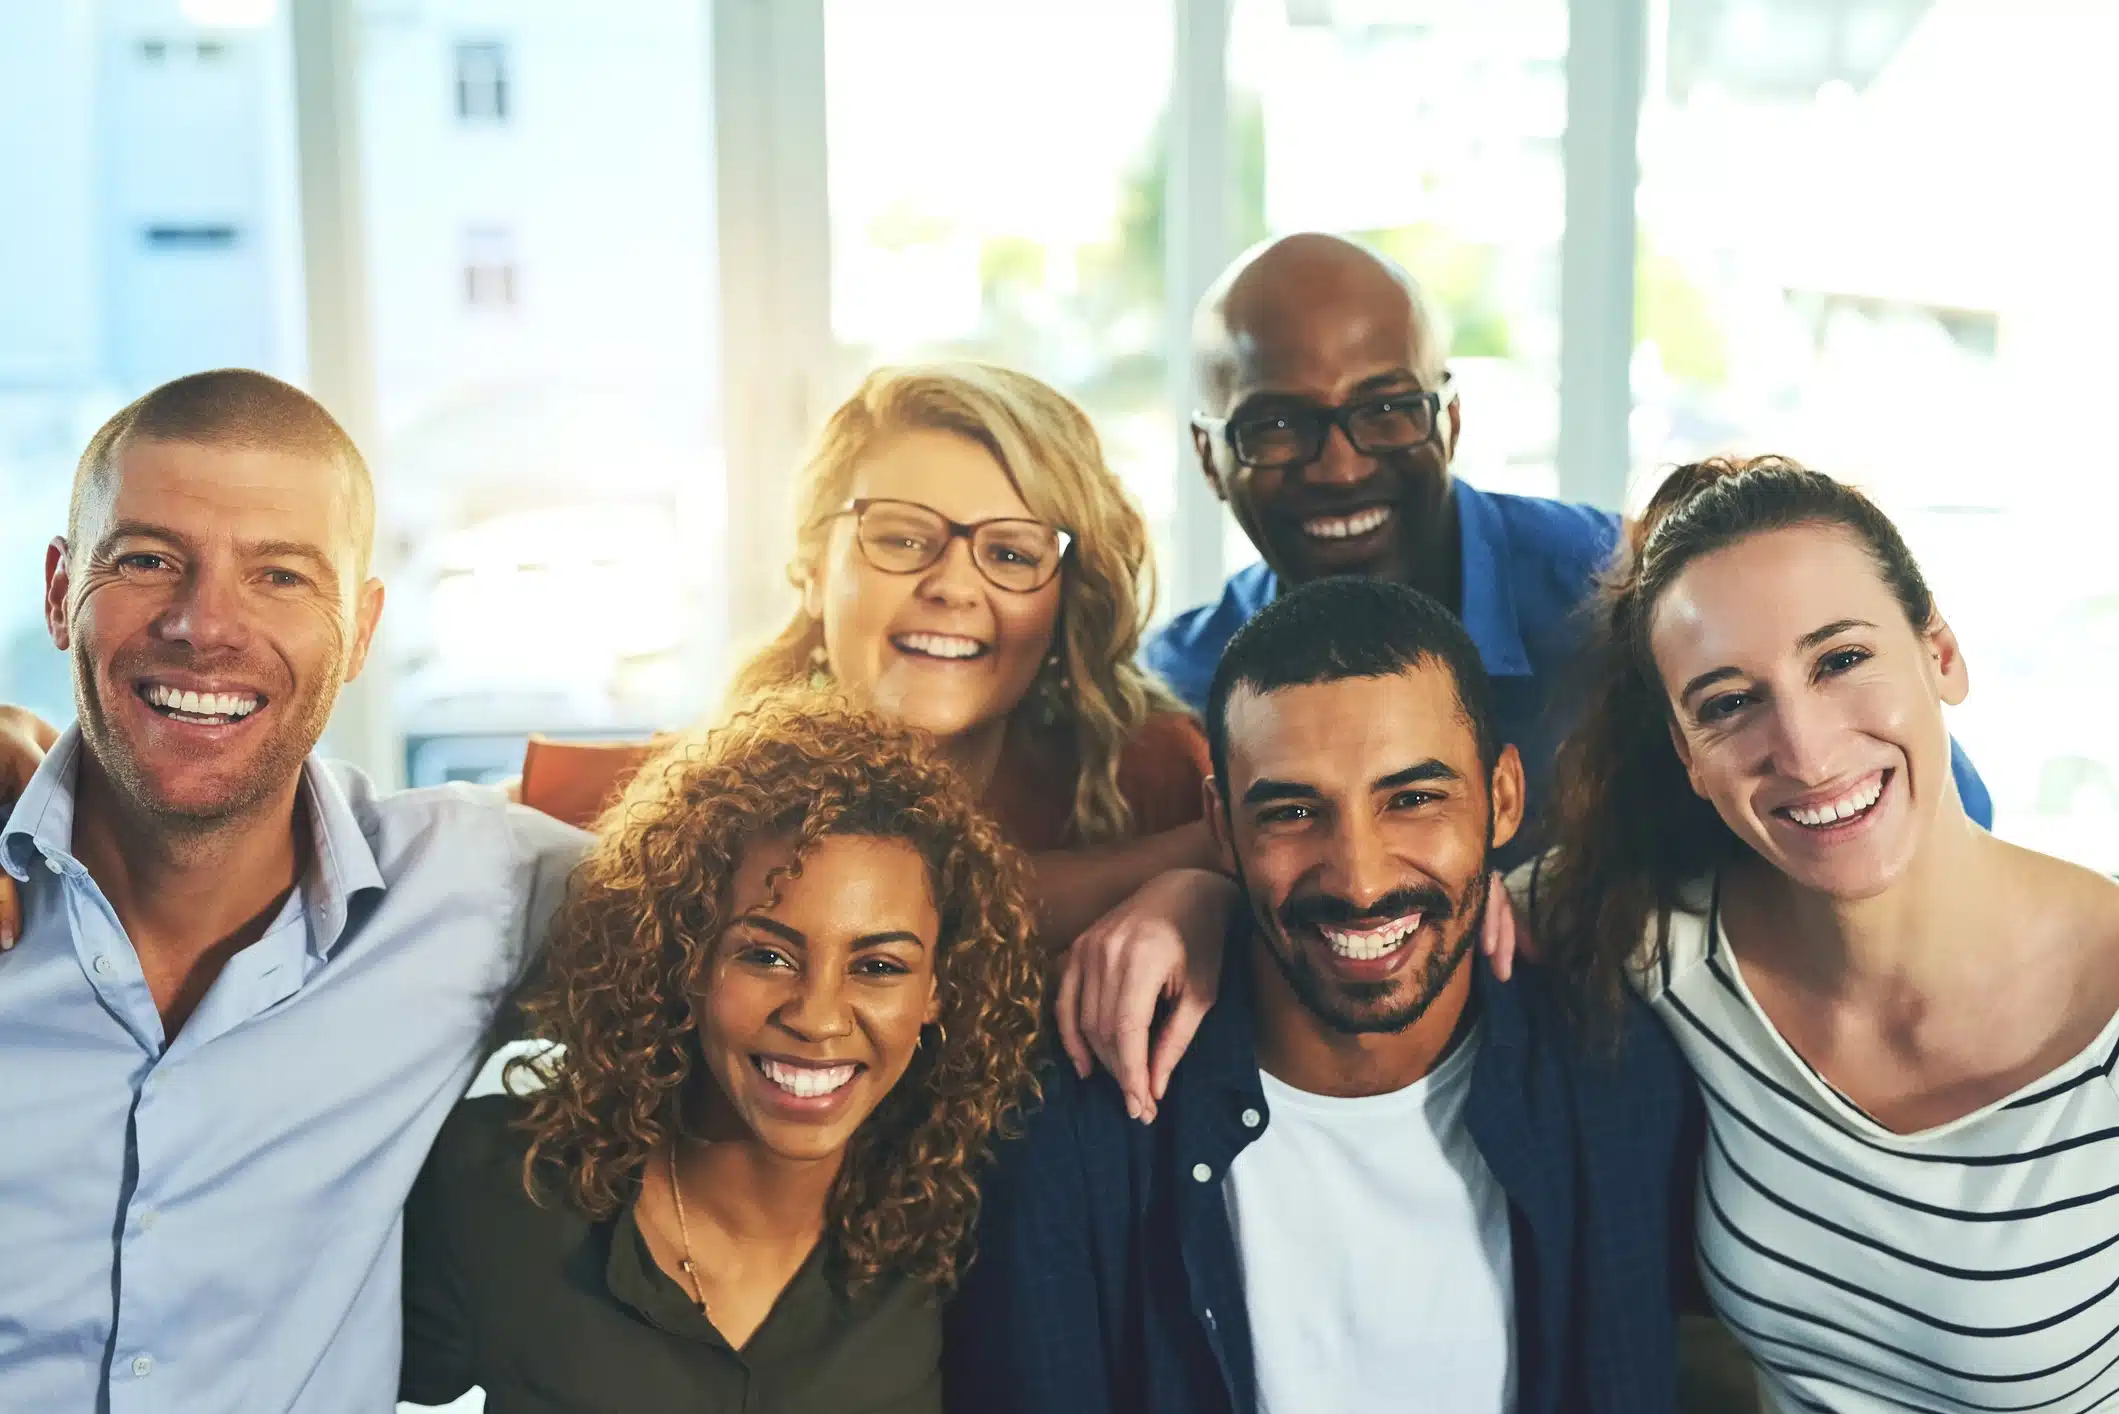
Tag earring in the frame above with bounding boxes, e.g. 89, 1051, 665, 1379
808, 642, 831, 691
922, 1019, 947, 1050
1034, 651, 1072, 729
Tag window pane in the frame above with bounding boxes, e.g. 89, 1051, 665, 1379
1229, 0, 1568, 551
358, 0, 722, 780
1634, 0, 2119, 869
823, 0, 1177, 605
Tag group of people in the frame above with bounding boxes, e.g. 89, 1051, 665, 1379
0, 230, 2112, 1414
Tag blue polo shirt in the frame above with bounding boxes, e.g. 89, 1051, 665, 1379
1144, 481, 1992, 856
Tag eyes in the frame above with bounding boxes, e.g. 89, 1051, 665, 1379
111, 552, 312, 591
1253, 788, 1444, 828
1697, 645, 1874, 723
733, 943, 915, 979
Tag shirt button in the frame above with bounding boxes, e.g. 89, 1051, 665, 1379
1203, 1307, 1217, 1329
139, 1209, 159, 1232
131, 1355, 154, 1378
93, 955, 116, 977
1240, 1107, 1262, 1128
44, 856, 63, 875
1192, 1162, 1213, 1183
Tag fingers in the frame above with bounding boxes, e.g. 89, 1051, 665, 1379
0, 875, 16, 951
1482, 872, 1515, 983
1054, 949, 1091, 1078
1113, 1009, 1155, 1123
1147, 993, 1210, 1106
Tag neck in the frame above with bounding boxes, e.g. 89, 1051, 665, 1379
1395, 481, 1462, 615
1727, 801, 1997, 1000
1250, 927, 1476, 1098
671, 1130, 844, 1249
73, 755, 305, 954
935, 714, 1014, 797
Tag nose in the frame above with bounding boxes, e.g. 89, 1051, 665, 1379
1298, 420, 1378, 491
914, 534, 986, 607
1324, 811, 1401, 914
776, 968, 856, 1043
155, 559, 252, 655
1762, 687, 1848, 787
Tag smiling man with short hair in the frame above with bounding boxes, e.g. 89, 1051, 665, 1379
0, 369, 586, 1413
950, 577, 1700, 1414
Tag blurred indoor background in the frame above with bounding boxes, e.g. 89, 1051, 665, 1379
4, 0, 2117, 887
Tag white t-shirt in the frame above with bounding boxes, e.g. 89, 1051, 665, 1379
1223, 1025, 1517, 1414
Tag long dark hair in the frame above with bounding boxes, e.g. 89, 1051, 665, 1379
1536, 455, 1939, 1026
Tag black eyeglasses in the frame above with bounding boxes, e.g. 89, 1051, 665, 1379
826, 498, 1073, 593
1194, 381, 1455, 471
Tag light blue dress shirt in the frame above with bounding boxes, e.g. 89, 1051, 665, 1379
0, 727, 587, 1414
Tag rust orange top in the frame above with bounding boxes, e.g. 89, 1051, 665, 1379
519, 711, 1210, 850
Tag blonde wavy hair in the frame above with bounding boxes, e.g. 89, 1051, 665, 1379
510, 690, 1047, 1294
729, 362, 1184, 845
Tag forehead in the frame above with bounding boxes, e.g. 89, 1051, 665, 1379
1223, 283, 1432, 406
1650, 525, 1906, 681
846, 428, 1032, 523
93, 437, 356, 558
1223, 666, 1480, 789
729, 832, 939, 932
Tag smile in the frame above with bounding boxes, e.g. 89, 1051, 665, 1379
1778, 770, 1888, 830
754, 1055, 862, 1098
892, 632, 989, 662
138, 680, 265, 725
1301, 506, 1393, 541
1316, 912, 1425, 961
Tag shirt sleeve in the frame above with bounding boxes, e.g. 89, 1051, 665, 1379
944, 1065, 1120, 1414
1949, 735, 1993, 830
399, 1111, 480, 1404
1115, 713, 1212, 837
505, 803, 590, 967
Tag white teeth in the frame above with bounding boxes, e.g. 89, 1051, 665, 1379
1786, 776, 1885, 828
758, 1058, 858, 1099
1317, 914, 1424, 960
145, 684, 260, 720
1302, 507, 1392, 540
896, 633, 985, 661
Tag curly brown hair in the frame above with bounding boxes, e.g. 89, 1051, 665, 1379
1536, 455, 1940, 1035
506, 689, 1048, 1294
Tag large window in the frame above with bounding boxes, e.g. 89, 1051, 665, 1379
821, 0, 1178, 600
356, 0, 722, 783
1633, 0, 2119, 869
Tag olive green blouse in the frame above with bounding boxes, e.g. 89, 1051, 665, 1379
401, 1094, 942, 1414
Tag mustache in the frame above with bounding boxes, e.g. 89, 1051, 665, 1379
1276, 883, 1455, 934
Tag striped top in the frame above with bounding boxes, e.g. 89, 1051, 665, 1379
1640, 882, 2119, 1414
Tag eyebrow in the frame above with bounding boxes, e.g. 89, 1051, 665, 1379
1232, 368, 1421, 414
730, 914, 927, 951
1374, 759, 1461, 790
99, 522, 338, 574
1240, 758, 1460, 807
1679, 618, 1883, 706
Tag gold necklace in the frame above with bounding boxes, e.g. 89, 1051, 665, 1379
667, 1142, 710, 1316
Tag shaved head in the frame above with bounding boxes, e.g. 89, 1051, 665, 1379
1186, 233, 1463, 594
1192, 233, 1448, 414
71, 369, 375, 579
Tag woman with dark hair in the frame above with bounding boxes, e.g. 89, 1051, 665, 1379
398, 692, 1046, 1412
1530, 456, 2119, 1411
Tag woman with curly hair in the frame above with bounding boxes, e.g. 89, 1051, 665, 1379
516, 362, 1220, 940
398, 693, 1046, 1413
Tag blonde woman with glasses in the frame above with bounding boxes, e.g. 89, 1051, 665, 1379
518, 363, 1223, 941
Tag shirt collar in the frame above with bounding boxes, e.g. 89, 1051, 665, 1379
1253, 481, 1533, 680
0, 726, 386, 958
1, 726, 85, 881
